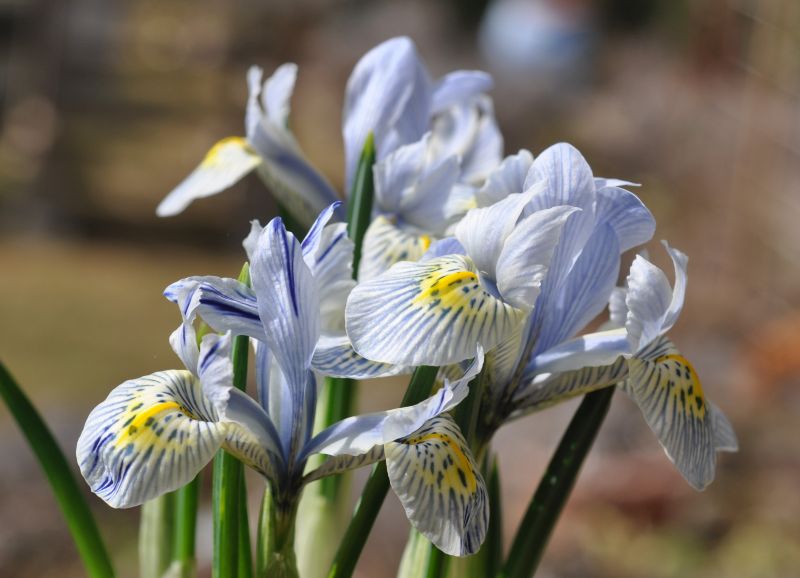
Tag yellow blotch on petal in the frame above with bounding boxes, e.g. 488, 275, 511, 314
201, 137, 258, 168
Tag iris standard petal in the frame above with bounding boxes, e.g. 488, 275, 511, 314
157, 137, 262, 217
624, 337, 718, 490
77, 370, 225, 508
475, 149, 534, 207
263, 63, 298, 127
191, 278, 265, 341
625, 254, 674, 352
343, 36, 430, 189
430, 70, 493, 114
494, 205, 580, 310
455, 183, 546, 280
595, 186, 655, 253
385, 414, 489, 556
660, 242, 689, 335
346, 255, 525, 366
530, 223, 621, 353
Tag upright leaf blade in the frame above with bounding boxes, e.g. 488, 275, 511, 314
0, 361, 115, 578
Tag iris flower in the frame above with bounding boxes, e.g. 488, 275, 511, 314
513, 243, 738, 489
157, 64, 341, 227
77, 206, 490, 556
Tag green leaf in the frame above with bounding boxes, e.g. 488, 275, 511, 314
327, 365, 439, 578
140, 493, 174, 578
0, 360, 115, 578
500, 387, 615, 578
169, 475, 200, 578
346, 131, 376, 277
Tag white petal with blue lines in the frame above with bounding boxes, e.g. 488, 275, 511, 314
385, 415, 489, 556
77, 370, 226, 508
157, 137, 262, 217
358, 216, 433, 281
346, 255, 525, 366
476, 149, 534, 207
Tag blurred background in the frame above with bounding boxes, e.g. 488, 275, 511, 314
1, 0, 799, 576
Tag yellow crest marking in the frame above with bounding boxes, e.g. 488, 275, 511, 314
201, 137, 257, 168
418, 234, 432, 251
413, 270, 480, 308
652, 353, 707, 419
403, 431, 477, 492
115, 401, 185, 447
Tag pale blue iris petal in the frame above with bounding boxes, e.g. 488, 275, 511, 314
302, 349, 481, 459
374, 135, 431, 214
343, 36, 431, 189
157, 138, 262, 217
476, 149, 534, 207
385, 414, 488, 556
660, 241, 688, 335
421, 237, 466, 261
263, 63, 298, 127
495, 205, 580, 310
312, 334, 403, 379
300, 201, 341, 264
192, 278, 266, 341
306, 221, 356, 333
430, 70, 493, 115
401, 158, 462, 234
524, 142, 596, 211
594, 177, 640, 189
245, 66, 265, 138
455, 184, 545, 280
531, 223, 621, 353
249, 121, 342, 227
709, 401, 739, 452
595, 186, 655, 252
77, 369, 225, 508
303, 446, 385, 484
523, 328, 631, 379
624, 254, 674, 352
250, 218, 320, 457
163, 276, 208, 373
346, 255, 525, 366
457, 97, 504, 186
243, 220, 264, 263
608, 286, 628, 328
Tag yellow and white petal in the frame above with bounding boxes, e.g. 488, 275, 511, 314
157, 137, 262, 217
624, 338, 719, 490
346, 255, 526, 366
358, 215, 433, 281
385, 415, 488, 556
77, 370, 226, 508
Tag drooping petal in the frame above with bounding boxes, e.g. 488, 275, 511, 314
358, 216, 433, 281
157, 137, 262, 217
455, 184, 545, 280
494, 205, 580, 310
624, 338, 719, 490
249, 121, 342, 228
475, 149, 534, 207
346, 255, 525, 366
343, 36, 431, 189
77, 370, 226, 508
303, 350, 481, 462
594, 186, 655, 253
385, 414, 489, 556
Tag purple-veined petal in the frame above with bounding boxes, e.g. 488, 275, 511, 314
346, 255, 525, 366
595, 186, 655, 252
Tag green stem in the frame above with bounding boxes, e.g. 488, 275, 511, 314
239, 474, 254, 578
500, 387, 615, 578
172, 476, 200, 576
212, 264, 252, 578
140, 493, 174, 578
318, 377, 356, 500
485, 456, 503, 578
0, 361, 115, 578
328, 365, 439, 578
424, 545, 448, 578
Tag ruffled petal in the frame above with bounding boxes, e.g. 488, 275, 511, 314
157, 137, 261, 217
625, 254, 674, 352
346, 255, 525, 366
385, 414, 488, 556
77, 370, 225, 508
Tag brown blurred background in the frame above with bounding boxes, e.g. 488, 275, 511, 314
1, 0, 799, 576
